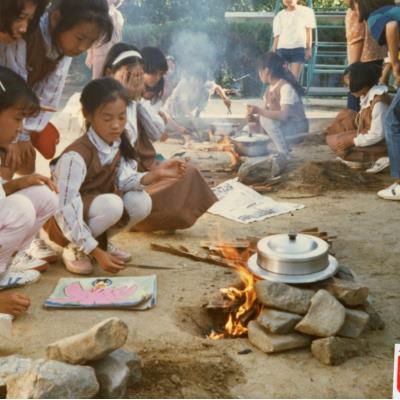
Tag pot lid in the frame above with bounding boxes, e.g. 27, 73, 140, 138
234, 133, 268, 143
257, 233, 329, 262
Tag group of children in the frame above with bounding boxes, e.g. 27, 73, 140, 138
0, 0, 217, 317
2, 0, 400, 318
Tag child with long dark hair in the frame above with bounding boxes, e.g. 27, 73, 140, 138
0, 66, 58, 316
0, 0, 48, 44
246, 52, 309, 154
355, 0, 400, 199
102, 43, 217, 232
326, 62, 391, 170
44, 77, 186, 275
1, 0, 113, 177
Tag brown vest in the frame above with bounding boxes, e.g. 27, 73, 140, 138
44, 134, 121, 248
135, 119, 160, 172
357, 93, 392, 134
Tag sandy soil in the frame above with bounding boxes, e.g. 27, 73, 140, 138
9, 104, 400, 399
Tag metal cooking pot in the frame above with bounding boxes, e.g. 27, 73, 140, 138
247, 232, 339, 284
256, 232, 329, 275
231, 133, 269, 157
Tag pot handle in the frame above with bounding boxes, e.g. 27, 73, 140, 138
288, 232, 297, 241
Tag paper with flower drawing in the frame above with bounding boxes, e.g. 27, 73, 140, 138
44, 275, 157, 310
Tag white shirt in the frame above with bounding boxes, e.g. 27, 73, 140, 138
273, 5, 316, 49
354, 85, 389, 147
125, 100, 165, 147
265, 81, 301, 106
53, 128, 146, 254
0, 13, 72, 141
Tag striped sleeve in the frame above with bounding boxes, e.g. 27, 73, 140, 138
53, 151, 98, 254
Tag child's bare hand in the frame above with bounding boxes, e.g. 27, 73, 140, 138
336, 136, 355, 152
18, 174, 58, 192
157, 159, 187, 179
4, 143, 22, 171
0, 292, 30, 317
92, 248, 125, 275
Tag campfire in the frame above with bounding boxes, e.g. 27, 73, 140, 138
205, 241, 262, 340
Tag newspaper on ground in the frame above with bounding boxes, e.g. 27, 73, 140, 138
208, 179, 304, 224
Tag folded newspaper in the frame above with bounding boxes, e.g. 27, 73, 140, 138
45, 275, 157, 310
208, 179, 304, 224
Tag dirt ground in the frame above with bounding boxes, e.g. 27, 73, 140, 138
10, 102, 400, 399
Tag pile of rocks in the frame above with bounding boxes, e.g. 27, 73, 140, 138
0, 318, 142, 399
247, 267, 384, 365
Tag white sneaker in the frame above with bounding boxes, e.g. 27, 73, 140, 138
0, 270, 41, 290
366, 157, 390, 174
9, 251, 48, 273
377, 182, 400, 200
28, 239, 58, 263
62, 245, 93, 275
107, 243, 132, 263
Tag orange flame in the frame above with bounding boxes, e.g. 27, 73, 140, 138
208, 243, 260, 340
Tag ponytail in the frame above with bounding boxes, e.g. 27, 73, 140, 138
257, 52, 305, 97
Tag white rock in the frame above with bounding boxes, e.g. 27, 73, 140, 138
325, 278, 369, 307
108, 349, 142, 387
6, 359, 99, 399
256, 309, 302, 334
46, 318, 128, 364
248, 321, 311, 354
295, 290, 346, 337
338, 309, 369, 338
255, 281, 315, 315
0, 356, 34, 397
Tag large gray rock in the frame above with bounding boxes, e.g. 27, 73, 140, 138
47, 318, 128, 365
0, 356, 34, 397
248, 321, 311, 354
109, 349, 142, 387
90, 356, 130, 399
338, 309, 369, 338
325, 278, 369, 307
295, 290, 346, 337
256, 309, 302, 334
311, 337, 367, 366
90, 349, 142, 398
238, 154, 287, 185
6, 359, 99, 399
255, 281, 315, 315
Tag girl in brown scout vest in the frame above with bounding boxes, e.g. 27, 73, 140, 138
246, 52, 309, 155
326, 62, 391, 170
102, 44, 218, 232
44, 78, 186, 275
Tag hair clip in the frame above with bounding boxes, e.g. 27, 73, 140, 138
0, 80, 5, 92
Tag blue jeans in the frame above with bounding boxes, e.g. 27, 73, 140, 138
384, 89, 400, 178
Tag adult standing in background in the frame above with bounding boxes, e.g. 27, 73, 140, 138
86, 0, 124, 79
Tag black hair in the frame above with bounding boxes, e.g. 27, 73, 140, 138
348, 61, 382, 93
102, 42, 144, 76
49, 0, 113, 44
355, 0, 394, 21
257, 52, 305, 97
141, 47, 168, 74
0, 66, 40, 116
80, 77, 136, 161
27, 0, 113, 86
0, 0, 49, 36
144, 77, 165, 103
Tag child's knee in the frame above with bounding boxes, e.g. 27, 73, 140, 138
7, 195, 36, 229
124, 191, 152, 221
103, 194, 125, 225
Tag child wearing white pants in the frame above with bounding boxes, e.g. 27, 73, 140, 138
45, 77, 186, 275
0, 185, 58, 278
0, 66, 59, 317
